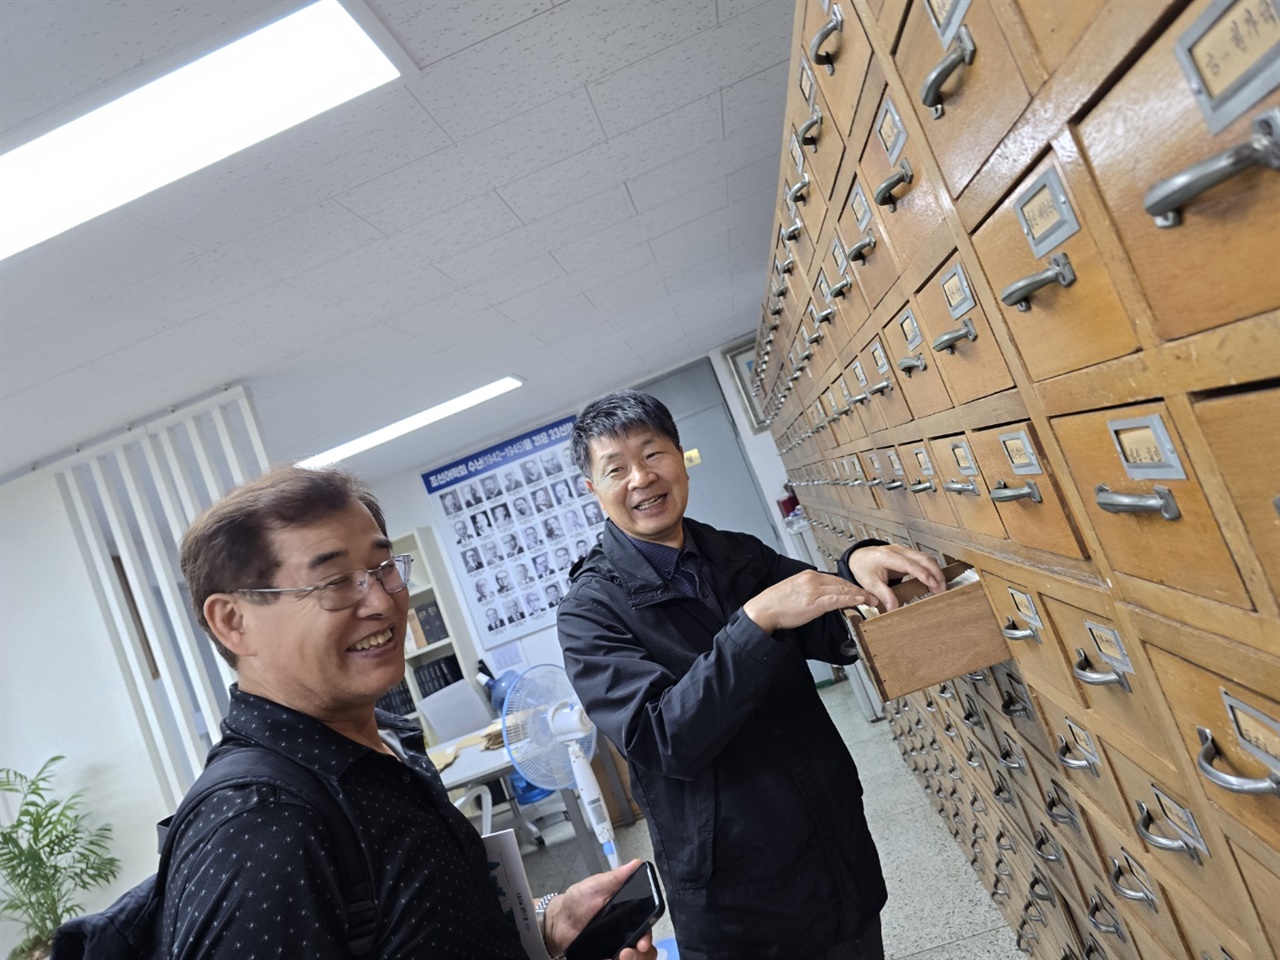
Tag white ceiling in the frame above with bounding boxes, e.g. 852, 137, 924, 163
0, 0, 791, 485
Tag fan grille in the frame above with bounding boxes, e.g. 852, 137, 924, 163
501, 664, 596, 790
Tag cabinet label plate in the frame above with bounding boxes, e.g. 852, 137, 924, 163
852, 359, 869, 386
925, 0, 973, 47
1175, 0, 1280, 134
1106, 413, 1188, 481
1008, 588, 1043, 627
997, 428, 1043, 476
1084, 619, 1133, 675
949, 439, 978, 476
913, 447, 936, 476
939, 261, 977, 319
871, 339, 890, 374
1223, 690, 1280, 771
850, 182, 873, 231
876, 95, 909, 164
1151, 784, 1211, 856
899, 308, 924, 349
887, 449, 904, 475
1014, 167, 1081, 259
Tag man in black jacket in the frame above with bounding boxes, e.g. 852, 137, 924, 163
557, 391, 945, 960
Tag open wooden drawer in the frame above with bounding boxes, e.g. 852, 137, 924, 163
844, 561, 1008, 699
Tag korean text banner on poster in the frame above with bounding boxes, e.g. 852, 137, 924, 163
423, 416, 605, 649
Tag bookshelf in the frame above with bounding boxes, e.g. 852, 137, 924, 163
380, 525, 480, 741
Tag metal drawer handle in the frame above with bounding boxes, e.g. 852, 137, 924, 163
847, 233, 876, 262
797, 110, 822, 149
991, 478, 1042, 504
1196, 727, 1280, 795
1024, 900, 1047, 926
814, 307, 835, 325
874, 158, 913, 211
1001, 252, 1076, 312
804, 330, 824, 345
1094, 484, 1181, 521
991, 878, 1010, 900
1145, 107, 1280, 227
998, 747, 1025, 771
770, 280, 787, 298
920, 24, 976, 119
970, 792, 986, 813
944, 479, 978, 496
909, 479, 935, 494
973, 823, 987, 841
993, 781, 1014, 805
1034, 827, 1063, 863
965, 670, 989, 684
937, 682, 954, 699
1002, 693, 1030, 718
897, 353, 927, 377
996, 829, 1017, 853
797, 347, 812, 362
1073, 648, 1130, 690
1108, 858, 1156, 908
787, 176, 810, 205
782, 219, 803, 241
827, 275, 851, 299
767, 299, 784, 316
1135, 800, 1200, 863
995, 857, 1014, 877
848, 391, 870, 405
866, 379, 892, 396
1056, 736, 1095, 772
866, 477, 884, 488
846, 478, 865, 487
779, 254, 794, 274
1029, 877, 1055, 903
962, 707, 984, 728
1002, 618, 1036, 641
1015, 927, 1037, 954
883, 479, 905, 491
808, 5, 842, 74
965, 749, 983, 768
788, 371, 803, 382
949, 764, 963, 781
932, 316, 977, 354
943, 720, 959, 738
1019, 921, 1040, 945
1086, 896, 1122, 937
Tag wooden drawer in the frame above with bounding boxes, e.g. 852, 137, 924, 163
836, 169, 901, 311
1033, 687, 1129, 818
1193, 386, 1280, 603
882, 299, 955, 418
877, 446, 921, 518
804, 299, 841, 375
929, 433, 1008, 540
1104, 738, 1252, 914
1037, 596, 1171, 760
1076, 0, 1280, 342
859, 335, 913, 427
1232, 838, 1280, 957
993, 663, 1055, 759
831, 376, 868, 446
857, 86, 946, 268
992, 725, 1043, 805
901, 440, 960, 526
843, 562, 1008, 699
1051, 401, 1251, 608
1070, 875, 1148, 960
1140, 616, 1280, 849
787, 72, 846, 204
1007, 0, 1104, 78
846, 353, 886, 433
799, 0, 872, 140
969, 421, 1087, 559
895, 0, 1032, 197
970, 150, 1140, 381
816, 233, 870, 357
912, 252, 1014, 405
1166, 883, 1258, 960
980, 571, 1079, 702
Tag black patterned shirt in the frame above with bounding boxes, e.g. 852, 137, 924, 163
162, 685, 526, 959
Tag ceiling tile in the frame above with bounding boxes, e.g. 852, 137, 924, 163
368, 0, 553, 69
721, 59, 790, 140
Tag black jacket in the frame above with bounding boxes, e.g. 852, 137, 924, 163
557, 519, 887, 960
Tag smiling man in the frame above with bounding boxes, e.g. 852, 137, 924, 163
557, 391, 945, 960
166, 465, 655, 960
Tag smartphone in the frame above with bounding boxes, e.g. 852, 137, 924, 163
563, 860, 665, 960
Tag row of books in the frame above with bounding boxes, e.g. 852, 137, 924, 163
377, 679, 416, 717
405, 598, 449, 651
413, 654, 464, 698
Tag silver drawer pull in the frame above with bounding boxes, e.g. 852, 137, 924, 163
1086, 896, 1122, 937
909, 479, 936, 494
920, 24, 976, 119
924, 695, 937, 712
846, 478, 865, 487
965, 670, 989, 684
768, 298, 784, 316
965, 749, 983, 768
1145, 107, 1280, 227
787, 175, 810, 204
1015, 927, 1037, 954
944, 479, 978, 495
788, 371, 803, 382
1034, 828, 1063, 863
1056, 736, 1095, 772
1024, 900, 1047, 926
1094, 483, 1181, 521
897, 353, 927, 377
991, 478, 1042, 504
779, 254, 794, 274
804, 330, 823, 345
808, 5, 842, 74
973, 823, 987, 842
998, 747, 1025, 771
797, 110, 822, 149
991, 878, 1010, 900
814, 306, 835, 325
1029, 877, 1055, 903
931, 316, 978, 354
1002, 618, 1036, 641
1001, 252, 1075, 311
993, 781, 1014, 805
827, 275, 851, 299
949, 764, 963, 781
995, 857, 1014, 877
883, 479, 905, 491
996, 829, 1017, 853
866, 379, 892, 396
866, 477, 884, 488
770, 280, 787, 298
848, 391, 870, 405
1002, 693, 1030, 718
1196, 727, 1280, 795
937, 682, 954, 699
797, 348, 812, 362
962, 707, 984, 728
1073, 648, 1130, 690
874, 158, 913, 211
1108, 857, 1156, 908
943, 719, 958, 738
847, 233, 875, 262
1135, 800, 1201, 863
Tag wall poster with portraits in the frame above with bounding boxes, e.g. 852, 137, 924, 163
423, 416, 605, 650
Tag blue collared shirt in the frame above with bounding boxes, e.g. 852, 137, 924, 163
623, 525, 724, 618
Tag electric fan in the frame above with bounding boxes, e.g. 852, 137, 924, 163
500, 664, 620, 868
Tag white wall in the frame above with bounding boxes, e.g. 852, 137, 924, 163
0, 473, 168, 955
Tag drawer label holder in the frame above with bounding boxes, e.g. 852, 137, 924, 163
1223, 689, 1280, 771
1175, 0, 1280, 134
1014, 167, 1081, 259
1106, 413, 1188, 481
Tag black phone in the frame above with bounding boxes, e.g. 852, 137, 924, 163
563, 860, 665, 960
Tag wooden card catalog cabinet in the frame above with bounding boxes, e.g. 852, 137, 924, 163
843, 562, 1008, 699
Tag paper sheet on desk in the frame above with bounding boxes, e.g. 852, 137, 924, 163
854, 567, 980, 621
483, 829, 552, 960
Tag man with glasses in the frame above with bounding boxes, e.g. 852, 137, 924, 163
168, 465, 655, 959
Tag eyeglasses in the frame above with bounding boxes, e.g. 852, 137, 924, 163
238, 554, 413, 611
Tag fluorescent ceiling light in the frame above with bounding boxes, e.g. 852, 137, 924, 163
297, 376, 524, 468
0, 0, 398, 261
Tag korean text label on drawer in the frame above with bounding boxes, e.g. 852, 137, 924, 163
904, 441, 960, 526
928, 434, 1007, 541
1051, 401, 1251, 608
849, 563, 1008, 699
1076, 0, 1280, 341
971, 154, 1141, 381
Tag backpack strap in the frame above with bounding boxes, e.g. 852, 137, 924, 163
157, 744, 378, 955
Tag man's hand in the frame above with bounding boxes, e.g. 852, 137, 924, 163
846, 544, 946, 610
543, 859, 658, 960
742, 570, 879, 634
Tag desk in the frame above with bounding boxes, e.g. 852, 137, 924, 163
432, 731, 610, 875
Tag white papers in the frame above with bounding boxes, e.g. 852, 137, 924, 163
482, 828, 552, 960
